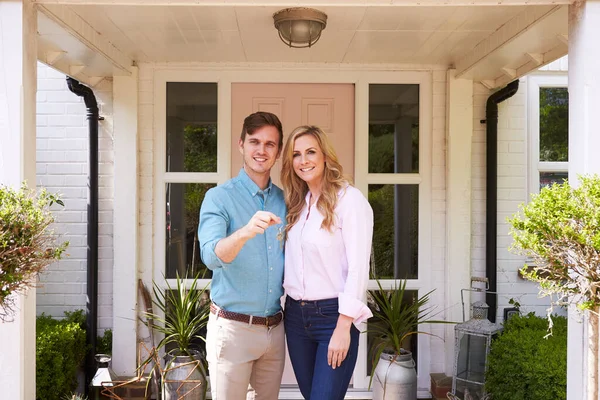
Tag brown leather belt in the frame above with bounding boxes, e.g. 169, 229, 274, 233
210, 303, 283, 327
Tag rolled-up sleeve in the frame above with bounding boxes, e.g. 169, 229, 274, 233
338, 188, 374, 325
198, 189, 232, 270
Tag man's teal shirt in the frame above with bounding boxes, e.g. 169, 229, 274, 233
198, 168, 286, 317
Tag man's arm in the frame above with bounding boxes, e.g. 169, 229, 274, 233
215, 210, 281, 263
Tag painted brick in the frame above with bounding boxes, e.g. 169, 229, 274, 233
36, 62, 114, 329
38, 103, 66, 114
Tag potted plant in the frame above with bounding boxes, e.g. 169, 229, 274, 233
367, 279, 448, 400
0, 183, 68, 321
145, 273, 210, 400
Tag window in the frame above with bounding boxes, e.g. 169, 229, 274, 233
368, 84, 420, 280
164, 82, 218, 279
528, 75, 568, 194
364, 81, 430, 387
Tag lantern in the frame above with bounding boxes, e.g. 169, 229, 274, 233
450, 300, 502, 400
91, 354, 118, 400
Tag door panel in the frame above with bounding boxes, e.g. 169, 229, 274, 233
231, 83, 355, 188
231, 83, 355, 385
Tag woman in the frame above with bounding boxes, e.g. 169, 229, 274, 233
281, 126, 374, 400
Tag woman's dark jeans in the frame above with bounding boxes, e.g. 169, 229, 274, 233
284, 296, 360, 400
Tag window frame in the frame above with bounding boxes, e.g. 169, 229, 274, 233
527, 74, 569, 196
153, 68, 433, 392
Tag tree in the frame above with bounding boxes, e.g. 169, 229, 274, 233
0, 184, 68, 321
508, 175, 600, 399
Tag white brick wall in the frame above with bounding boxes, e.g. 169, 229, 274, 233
35, 62, 114, 333
471, 78, 559, 322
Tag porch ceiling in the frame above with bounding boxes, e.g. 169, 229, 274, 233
36, 1, 569, 88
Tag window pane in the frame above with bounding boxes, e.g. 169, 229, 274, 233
369, 84, 419, 173
366, 289, 418, 376
539, 87, 568, 162
166, 182, 216, 279
166, 82, 218, 172
368, 184, 419, 279
540, 172, 568, 190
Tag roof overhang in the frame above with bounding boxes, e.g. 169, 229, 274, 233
34, 0, 571, 88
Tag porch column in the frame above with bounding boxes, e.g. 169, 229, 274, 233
568, 1, 600, 399
444, 70, 473, 375
0, 1, 38, 399
113, 67, 139, 376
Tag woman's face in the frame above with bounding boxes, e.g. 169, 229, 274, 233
292, 134, 325, 188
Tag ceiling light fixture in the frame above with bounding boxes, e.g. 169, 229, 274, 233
273, 7, 328, 48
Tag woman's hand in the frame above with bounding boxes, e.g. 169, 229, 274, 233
328, 314, 353, 369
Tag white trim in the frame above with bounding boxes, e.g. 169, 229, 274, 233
37, 4, 133, 75
152, 66, 434, 393
526, 73, 568, 196
455, 5, 565, 79
444, 70, 473, 376
112, 67, 139, 376
32, 0, 572, 6
0, 1, 38, 399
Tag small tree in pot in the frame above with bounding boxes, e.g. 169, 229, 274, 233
368, 279, 448, 400
145, 273, 210, 400
0, 183, 68, 321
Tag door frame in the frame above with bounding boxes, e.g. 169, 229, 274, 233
152, 66, 433, 392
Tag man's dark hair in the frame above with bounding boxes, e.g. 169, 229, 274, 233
240, 111, 283, 151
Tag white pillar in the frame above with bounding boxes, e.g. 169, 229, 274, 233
444, 70, 473, 375
0, 1, 38, 399
568, 1, 600, 399
112, 67, 139, 376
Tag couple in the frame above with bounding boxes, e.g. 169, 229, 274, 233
198, 111, 374, 400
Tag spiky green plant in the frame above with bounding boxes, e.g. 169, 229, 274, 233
147, 272, 209, 355
367, 279, 449, 386
62, 393, 88, 400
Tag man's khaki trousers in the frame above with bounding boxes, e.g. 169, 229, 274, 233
206, 312, 285, 400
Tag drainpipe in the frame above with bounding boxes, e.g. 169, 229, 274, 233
66, 77, 99, 392
484, 80, 519, 323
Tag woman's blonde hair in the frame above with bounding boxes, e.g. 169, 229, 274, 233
281, 126, 350, 233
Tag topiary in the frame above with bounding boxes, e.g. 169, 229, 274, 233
485, 312, 567, 400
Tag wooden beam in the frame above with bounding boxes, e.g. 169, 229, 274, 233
455, 5, 564, 78
32, 0, 572, 5
38, 4, 132, 75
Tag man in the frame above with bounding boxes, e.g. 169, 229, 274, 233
198, 111, 286, 400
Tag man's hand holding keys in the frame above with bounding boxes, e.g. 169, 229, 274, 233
243, 211, 281, 239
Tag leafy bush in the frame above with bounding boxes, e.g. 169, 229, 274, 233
37, 312, 87, 400
0, 183, 68, 320
97, 328, 113, 355
509, 175, 600, 311
485, 313, 567, 400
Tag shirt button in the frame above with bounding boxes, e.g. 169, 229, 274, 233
268, 246, 272, 250
270, 267, 273, 271
269, 290, 272, 293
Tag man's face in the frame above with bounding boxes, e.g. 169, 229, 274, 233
238, 125, 281, 180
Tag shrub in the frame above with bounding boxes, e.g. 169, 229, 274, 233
485, 313, 567, 400
97, 328, 113, 355
0, 183, 68, 320
37, 312, 87, 400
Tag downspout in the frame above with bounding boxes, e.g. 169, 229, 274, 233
484, 80, 519, 322
66, 77, 99, 392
